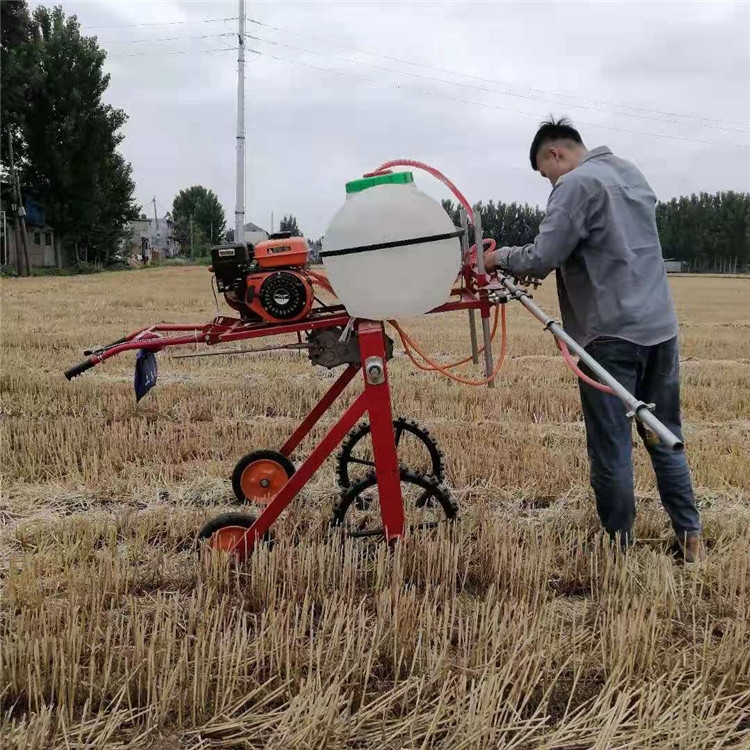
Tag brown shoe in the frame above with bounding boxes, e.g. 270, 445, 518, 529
677, 534, 706, 565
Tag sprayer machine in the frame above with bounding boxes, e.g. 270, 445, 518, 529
64, 161, 683, 562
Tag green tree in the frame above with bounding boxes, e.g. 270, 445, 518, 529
656, 191, 750, 271
279, 214, 302, 236
442, 198, 544, 248
12, 4, 139, 264
189, 225, 210, 258
172, 186, 226, 251
445, 190, 750, 273
1, 1, 41, 171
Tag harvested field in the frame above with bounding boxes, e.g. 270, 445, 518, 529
1, 268, 749, 748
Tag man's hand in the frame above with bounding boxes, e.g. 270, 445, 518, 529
483, 249, 502, 274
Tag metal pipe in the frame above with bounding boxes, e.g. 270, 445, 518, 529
473, 212, 495, 387
172, 343, 311, 359
459, 208, 480, 365
496, 274, 683, 449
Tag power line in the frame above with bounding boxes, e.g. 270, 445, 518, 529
99, 32, 234, 45
108, 46, 237, 59
84, 16, 238, 30
245, 30, 749, 136
247, 16, 750, 131
246, 46, 750, 151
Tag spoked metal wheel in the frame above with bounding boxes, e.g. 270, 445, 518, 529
331, 470, 458, 539
336, 418, 445, 489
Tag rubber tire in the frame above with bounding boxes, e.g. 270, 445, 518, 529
196, 511, 272, 552
231, 449, 296, 504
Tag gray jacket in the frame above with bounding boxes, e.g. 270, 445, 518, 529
497, 146, 678, 348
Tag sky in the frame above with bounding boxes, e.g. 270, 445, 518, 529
35, 0, 750, 239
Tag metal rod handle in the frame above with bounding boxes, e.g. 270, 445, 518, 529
459, 208, 480, 365
497, 274, 683, 450
473, 212, 495, 388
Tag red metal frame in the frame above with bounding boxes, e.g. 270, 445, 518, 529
68, 271, 509, 561
233, 322, 403, 561
280, 365, 359, 456
81, 284, 507, 366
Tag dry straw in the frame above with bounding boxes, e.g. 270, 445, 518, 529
1, 269, 749, 747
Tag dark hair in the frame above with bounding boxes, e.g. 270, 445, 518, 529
529, 117, 584, 171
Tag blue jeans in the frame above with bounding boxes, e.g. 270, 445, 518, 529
578, 336, 701, 544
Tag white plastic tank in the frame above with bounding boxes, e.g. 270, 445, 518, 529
322, 172, 461, 320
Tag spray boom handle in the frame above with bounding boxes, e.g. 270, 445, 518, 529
64, 358, 96, 380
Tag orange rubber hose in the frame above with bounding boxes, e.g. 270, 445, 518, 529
413, 304, 500, 371
310, 268, 500, 372
362, 159, 617, 394
391, 305, 507, 386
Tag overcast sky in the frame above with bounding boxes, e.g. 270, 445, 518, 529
35, 0, 750, 239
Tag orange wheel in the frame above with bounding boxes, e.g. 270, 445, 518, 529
231, 450, 295, 504
210, 525, 250, 556
196, 512, 272, 559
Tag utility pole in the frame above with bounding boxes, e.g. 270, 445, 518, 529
271, 211, 274, 234
1, 210, 7, 267
7, 132, 31, 276
234, 0, 246, 245
190, 215, 194, 256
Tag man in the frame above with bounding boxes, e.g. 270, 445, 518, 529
484, 118, 704, 561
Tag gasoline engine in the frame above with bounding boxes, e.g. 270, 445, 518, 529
210, 232, 314, 323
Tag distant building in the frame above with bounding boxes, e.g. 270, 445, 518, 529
664, 259, 687, 273
1, 187, 62, 268
124, 216, 180, 261
244, 221, 269, 247
308, 238, 323, 263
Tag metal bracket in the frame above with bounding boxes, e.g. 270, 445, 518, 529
626, 403, 655, 419
364, 356, 385, 385
339, 317, 355, 343
487, 291, 508, 305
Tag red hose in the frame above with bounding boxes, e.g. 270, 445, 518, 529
556, 339, 614, 394
468, 238, 496, 266
373, 159, 476, 223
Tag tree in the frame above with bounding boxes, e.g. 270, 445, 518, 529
171, 186, 226, 251
656, 191, 750, 271
442, 198, 544, 248
450, 190, 750, 274
189, 225, 210, 258
5, 4, 139, 265
279, 214, 302, 236
1, 1, 40, 174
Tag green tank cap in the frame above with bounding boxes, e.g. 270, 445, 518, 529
345, 171, 414, 194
